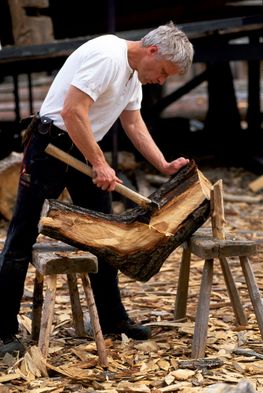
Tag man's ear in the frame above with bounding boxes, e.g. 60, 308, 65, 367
148, 45, 158, 56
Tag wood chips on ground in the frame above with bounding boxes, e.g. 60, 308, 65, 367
0, 165, 262, 392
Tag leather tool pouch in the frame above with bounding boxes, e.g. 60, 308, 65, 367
21, 115, 53, 145
21, 115, 39, 145
38, 116, 53, 135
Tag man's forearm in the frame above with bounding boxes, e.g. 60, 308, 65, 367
125, 124, 168, 173
123, 118, 189, 176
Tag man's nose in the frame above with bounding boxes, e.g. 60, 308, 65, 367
157, 75, 166, 85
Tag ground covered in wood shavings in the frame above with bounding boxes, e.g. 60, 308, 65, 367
0, 165, 262, 393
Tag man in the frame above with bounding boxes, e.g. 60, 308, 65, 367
0, 21, 193, 357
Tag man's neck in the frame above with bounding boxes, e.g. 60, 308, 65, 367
127, 41, 141, 72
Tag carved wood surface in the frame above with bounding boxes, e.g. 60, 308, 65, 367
40, 161, 212, 282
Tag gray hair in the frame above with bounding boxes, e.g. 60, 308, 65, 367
141, 21, 194, 75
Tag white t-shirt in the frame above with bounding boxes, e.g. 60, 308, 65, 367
40, 35, 142, 142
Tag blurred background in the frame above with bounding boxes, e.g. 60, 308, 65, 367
0, 0, 262, 173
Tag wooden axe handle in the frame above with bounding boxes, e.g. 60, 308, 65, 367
45, 143, 154, 209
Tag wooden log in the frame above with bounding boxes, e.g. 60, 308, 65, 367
7, 0, 54, 46
0, 152, 22, 220
0, 152, 70, 221
39, 161, 212, 282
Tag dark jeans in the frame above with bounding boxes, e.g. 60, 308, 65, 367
0, 116, 127, 338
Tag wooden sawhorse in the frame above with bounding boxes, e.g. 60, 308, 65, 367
31, 242, 108, 367
174, 181, 263, 359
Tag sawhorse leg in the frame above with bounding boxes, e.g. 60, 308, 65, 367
38, 275, 57, 359
191, 259, 214, 359
174, 247, 191, 321
67, 273, 86, 337
219, 256, 247, 326
240, 256, 263, 338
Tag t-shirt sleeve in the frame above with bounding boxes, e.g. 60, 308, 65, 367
125, 83, 142, 111
71, 55, 115, 101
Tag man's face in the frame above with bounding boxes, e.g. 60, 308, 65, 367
137, 45, 179, 85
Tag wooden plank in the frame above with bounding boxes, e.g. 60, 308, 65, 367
33, 242, 77, 252
0, 15, 261, 75
32, 250, 98, 275
188, 236, 257, 259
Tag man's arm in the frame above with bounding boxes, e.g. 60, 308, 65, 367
61, 85, 121, 191
120, 109, 189, 176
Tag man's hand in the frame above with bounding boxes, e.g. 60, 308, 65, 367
162, 157, 190, 176
91, 162, 123, 192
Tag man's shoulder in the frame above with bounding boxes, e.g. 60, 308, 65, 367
76, 35, 124, 58
85, 35, 126, 62
87, 34, 123, 47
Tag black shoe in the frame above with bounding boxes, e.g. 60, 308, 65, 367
0, 335, 25, 358
102, 318, 152, 340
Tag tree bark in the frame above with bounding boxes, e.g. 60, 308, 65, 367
39, 161, 211, 282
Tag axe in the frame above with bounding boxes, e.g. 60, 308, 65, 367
45, 143, 160, 224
